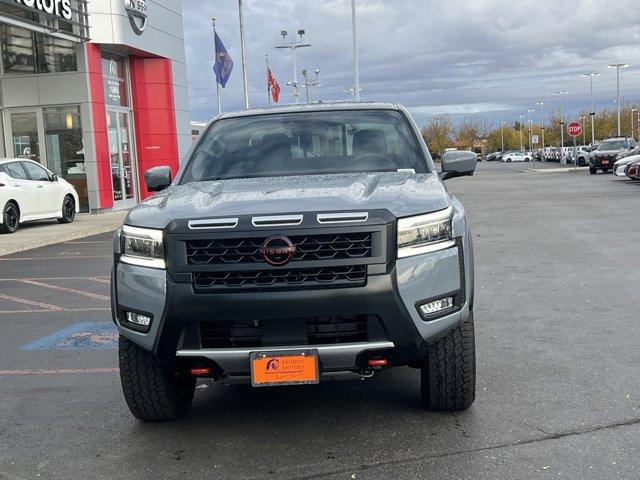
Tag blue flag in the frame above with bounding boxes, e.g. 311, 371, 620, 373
213, 32, 233, 88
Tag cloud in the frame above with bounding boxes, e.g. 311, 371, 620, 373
182, 0, 640, 126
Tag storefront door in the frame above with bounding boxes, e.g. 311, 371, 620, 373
107, 109, 137, 210
7, 109, 46, 164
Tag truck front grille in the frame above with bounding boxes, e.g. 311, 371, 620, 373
193, 265, 367, 292
199, 315, 372, 348
186, 232, 372, 265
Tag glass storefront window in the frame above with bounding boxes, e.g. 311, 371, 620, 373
1, 25, 36, 74
0, 25, 77, 75
43, 106, 88, 211
10, 112, 40, 162
102, 55, 129, 107
35, 33, 78, 73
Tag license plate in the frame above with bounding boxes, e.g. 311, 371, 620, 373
602, 160, 609, 164
250, 350, 319, 387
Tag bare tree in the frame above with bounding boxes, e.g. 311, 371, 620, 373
455, 116, 491, 150
421, 114, 454, 158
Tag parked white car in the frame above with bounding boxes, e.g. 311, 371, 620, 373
0, 158, 79, 234
501, 151, 531, 162
613, 154, 640, 177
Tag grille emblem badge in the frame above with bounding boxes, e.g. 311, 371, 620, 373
260, 235, 296, 266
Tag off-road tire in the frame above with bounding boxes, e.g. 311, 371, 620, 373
421, 311, 476, 411
119, 335, 196, 421
589, 167, 597, 174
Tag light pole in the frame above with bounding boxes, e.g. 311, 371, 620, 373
518, 114, 524, 151
528, 108, 534, 154
554, 90, 569, 164
535, 101, 545, 161
579, 115, 586, 145
581, 72, 601, 146
607, 63, 628, 137
276, 29, 311, 104
237, 0, 249, 109
342, 87, 362, 99
302, 68, 321, 104
351, 0, 360, 102
631, 108, 637, 140
500, 121, 506, 152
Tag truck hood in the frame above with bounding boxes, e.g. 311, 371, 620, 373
125, 172, 451, 229
592, 149, 622, 156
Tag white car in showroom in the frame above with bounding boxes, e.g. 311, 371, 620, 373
0, 158, 79, 234
501, 151, 531, 162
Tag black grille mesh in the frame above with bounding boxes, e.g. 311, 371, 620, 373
186, 233, 372, 265
193, 265, 366, 291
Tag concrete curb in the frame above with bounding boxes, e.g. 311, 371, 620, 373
0, 213, 125, 257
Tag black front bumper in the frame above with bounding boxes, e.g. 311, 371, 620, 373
149, 269, 428, 370
590, 157, 615, 168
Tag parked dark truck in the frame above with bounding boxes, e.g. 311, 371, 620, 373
589, 137, 636, 174
111, 103, 477, 421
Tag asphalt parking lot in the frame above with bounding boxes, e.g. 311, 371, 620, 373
1, 162, 639, 479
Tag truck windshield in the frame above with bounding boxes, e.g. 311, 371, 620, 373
181, 110, 428, 183
598, 140, 625, 150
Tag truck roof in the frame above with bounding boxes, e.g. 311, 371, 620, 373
216, 102, 403, 120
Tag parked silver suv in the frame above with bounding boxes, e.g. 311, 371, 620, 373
111, 103, 477, 421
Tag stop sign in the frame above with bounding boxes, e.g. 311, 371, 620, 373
567, 122, 582, 137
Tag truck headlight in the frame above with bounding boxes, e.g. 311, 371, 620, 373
120, 225, 165, 269
397, 206, 455, 258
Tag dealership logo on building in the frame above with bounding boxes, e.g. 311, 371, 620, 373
13, 0, 72, 20
124, 0, 147, 35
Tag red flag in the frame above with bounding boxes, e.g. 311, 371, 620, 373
268, 67, 281, 103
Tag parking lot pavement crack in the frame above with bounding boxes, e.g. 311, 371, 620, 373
290, 417, 640, 479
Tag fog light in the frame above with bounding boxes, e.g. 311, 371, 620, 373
125, 311, 152, 328
419, 297, 454, 319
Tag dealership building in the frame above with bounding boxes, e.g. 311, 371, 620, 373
0, 0, 190, 211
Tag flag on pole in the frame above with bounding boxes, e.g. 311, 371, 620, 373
267, 67, 281, 103
213, 32, 233, 88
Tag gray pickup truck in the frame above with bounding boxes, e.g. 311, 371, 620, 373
111, 103, 477, 421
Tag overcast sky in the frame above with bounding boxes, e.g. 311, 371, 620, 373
182, 0, 640, 127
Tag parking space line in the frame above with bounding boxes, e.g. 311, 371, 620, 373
65, 241, 113, 244
0, 293, 64, 311
18, 279, 110, 301
85, 277, 111, 284
0, 276, 109, 281
0, 368, 118, 376
0, 255, 111, 261
0, 307, 110, 314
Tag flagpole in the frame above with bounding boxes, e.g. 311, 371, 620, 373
265, 54, 271, 107
212, 17, 222, 115
351, 0, 360, 102
238, 0, 250, 110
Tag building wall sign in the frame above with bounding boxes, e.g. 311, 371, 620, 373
124, 0, 147, 35
12, 0, 73, 20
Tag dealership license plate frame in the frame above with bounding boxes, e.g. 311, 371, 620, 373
250, 349, 319, 387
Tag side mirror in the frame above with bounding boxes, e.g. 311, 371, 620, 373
440, 150, 477, 181
51, 173, 59, 182
144, 166, 172, 192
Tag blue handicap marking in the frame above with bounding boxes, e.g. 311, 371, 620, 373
22, 322, 118, 350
